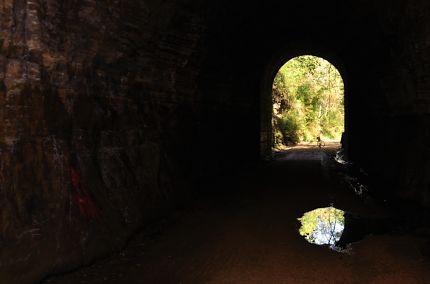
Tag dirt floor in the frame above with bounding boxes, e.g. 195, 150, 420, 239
42, 146, 430, 284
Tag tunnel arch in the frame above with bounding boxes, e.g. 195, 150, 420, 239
260, 44, 350, 159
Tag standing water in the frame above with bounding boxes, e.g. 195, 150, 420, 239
298, 207, 345, 250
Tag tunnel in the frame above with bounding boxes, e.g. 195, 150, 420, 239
1, 0, 430, 283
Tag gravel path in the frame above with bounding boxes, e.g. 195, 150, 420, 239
43, 147, 430, 284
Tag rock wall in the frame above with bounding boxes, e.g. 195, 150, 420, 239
0, 0, 208, 282
344, 0, 430, 206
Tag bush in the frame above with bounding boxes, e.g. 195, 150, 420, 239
278, 111, 300, 145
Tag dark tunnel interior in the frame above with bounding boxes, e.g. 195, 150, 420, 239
1, 0, 430, 282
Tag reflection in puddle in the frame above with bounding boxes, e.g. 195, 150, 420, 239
334, 150, 349, 165
344, 175, 368, 197
298, 207, 345, 249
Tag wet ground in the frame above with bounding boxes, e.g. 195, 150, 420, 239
42, 146, 430, 283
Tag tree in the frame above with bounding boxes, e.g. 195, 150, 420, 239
272, 55, 344, 148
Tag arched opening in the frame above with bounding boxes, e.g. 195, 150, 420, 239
259, 46, 349, 160
272, 55, 345, 150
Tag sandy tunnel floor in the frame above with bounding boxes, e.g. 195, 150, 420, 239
43, 147, 430, 284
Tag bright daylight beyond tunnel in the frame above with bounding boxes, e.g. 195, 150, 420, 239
272, 55, 344, 149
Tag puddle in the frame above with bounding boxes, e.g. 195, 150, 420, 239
334, 150, 349, 165
343, 175, 369, 197
298, 207, 398, 252
298, 207, 345, 250
333, 150, 371, 199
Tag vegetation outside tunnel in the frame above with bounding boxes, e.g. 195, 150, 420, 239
272, 55, 344, 148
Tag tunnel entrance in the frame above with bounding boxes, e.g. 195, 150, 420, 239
271, 55, 344, 151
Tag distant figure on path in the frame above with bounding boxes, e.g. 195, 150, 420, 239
317, 136, 322, 148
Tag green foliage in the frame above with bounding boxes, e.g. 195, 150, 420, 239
278, 111, 301, 145
272, 55, 344, 147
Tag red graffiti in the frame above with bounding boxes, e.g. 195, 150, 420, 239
70, 167, 80, 188
69, 167, 98, 219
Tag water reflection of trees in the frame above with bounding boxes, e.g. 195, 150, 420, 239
298, 207, 345, 247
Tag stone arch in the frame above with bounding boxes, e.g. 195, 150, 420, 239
260, 44, 349, 158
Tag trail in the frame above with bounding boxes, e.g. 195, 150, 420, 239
43, 147, 430, 284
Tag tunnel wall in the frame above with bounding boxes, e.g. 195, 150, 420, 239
0, 1, 216, 282
344, 1, 430, 206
